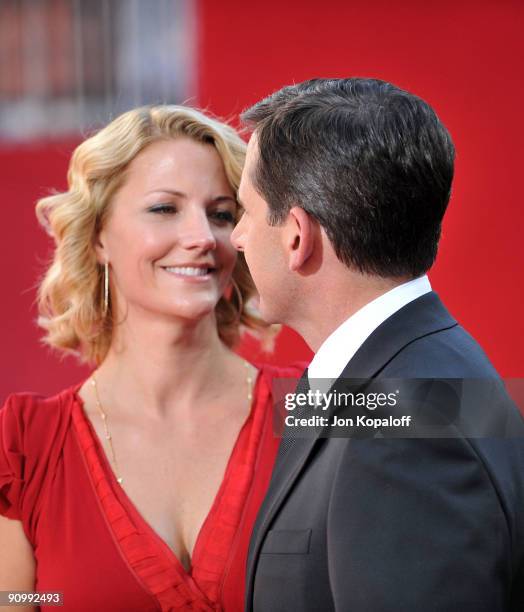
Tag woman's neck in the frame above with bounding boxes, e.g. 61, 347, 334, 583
93, 311, 240, 420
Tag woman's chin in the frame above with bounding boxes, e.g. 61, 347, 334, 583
166, 298, 219, 323
121, 295, 221, 325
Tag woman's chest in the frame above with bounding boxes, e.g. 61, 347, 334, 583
34, 442, 160, 611
83, 410, 247, 570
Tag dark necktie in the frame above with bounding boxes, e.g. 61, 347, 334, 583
277, 367, 310, 459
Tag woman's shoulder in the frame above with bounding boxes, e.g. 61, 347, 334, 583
252, 361, 309, 404
256, 360, 309, 382
0, 386, 82, 521
0, 385, 81, 463
1, 385, 80, 427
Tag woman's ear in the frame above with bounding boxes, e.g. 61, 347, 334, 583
285, 206, 315, 272
94, 229, 109, 265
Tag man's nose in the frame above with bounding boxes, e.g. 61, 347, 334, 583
179, 213, 217, 251
230, 218, 244, 251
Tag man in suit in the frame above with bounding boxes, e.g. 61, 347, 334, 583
231, 78, 524, 611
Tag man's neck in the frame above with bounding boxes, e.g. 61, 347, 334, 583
294, 274, 412, 352
307, 275, 432, 382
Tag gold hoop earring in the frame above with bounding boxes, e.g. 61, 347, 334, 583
230, 278, 243, 321
103, 261, 109, 316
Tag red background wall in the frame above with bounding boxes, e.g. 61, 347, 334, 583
1, 0, 522, 403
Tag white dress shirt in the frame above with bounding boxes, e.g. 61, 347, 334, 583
308, 275, 432, 387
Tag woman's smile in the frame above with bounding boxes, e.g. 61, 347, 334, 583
161, 265, 217, 282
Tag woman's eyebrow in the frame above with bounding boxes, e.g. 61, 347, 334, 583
213, 195, 237, 203
146, 190, 237, 204
146, 189, 186, 197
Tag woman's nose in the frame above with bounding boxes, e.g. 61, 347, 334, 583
179, 213, 217, 251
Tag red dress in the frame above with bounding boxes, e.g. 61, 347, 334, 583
0, 364, 301, 611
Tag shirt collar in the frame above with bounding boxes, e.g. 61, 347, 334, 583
308, 275, 432, 384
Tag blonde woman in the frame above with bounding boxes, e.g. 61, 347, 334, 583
0, 106, 300, 611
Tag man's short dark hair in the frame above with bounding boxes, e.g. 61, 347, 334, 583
241, 78, 455, 278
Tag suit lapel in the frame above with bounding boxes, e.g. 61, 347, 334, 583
246, 292, 458, 608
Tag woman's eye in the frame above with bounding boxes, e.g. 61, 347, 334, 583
211, 210, 235, 224
149, 204, 176, 215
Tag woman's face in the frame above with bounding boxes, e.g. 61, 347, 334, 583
97, 137, 238, 323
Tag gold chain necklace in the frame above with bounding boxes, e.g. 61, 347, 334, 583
90, 361, 255, 487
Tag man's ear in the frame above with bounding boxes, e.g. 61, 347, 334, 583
285, 206, 315, 272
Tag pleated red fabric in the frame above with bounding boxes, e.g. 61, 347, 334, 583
0, 364, 302, 611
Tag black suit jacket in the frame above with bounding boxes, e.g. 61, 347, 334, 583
245, 292, 524, 611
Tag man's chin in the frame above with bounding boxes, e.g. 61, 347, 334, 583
257, 298, 283, 326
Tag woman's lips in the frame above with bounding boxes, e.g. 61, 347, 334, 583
162, 266, 216, 281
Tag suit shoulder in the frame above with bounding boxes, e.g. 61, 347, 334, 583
383, 323, 500, 378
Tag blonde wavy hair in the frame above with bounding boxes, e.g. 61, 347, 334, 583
36, 105, 269, 364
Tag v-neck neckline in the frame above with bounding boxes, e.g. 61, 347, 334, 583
70, 370, 264, 609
